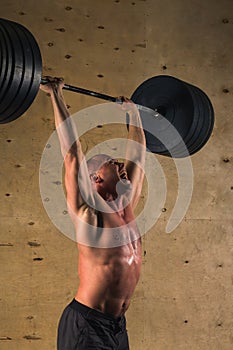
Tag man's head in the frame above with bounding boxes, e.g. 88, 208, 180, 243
87, 154, 130, 200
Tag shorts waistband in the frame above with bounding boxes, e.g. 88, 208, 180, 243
69, 299, 124, 323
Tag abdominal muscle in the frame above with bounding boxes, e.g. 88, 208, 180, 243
75, 227, 142, 317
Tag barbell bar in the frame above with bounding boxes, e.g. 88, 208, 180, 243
0, 18, 215, 157
40, 78, 158, 117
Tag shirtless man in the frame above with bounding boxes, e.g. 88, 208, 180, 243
40, 77, 146, 350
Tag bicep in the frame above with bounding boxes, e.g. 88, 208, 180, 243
64, 154, 95, 216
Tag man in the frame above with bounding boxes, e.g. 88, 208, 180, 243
40, 77, 146, 350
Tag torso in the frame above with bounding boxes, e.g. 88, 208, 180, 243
75, 200, 142, 317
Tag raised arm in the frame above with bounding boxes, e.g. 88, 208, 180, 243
122, 98, 146, 209
40, 77, 95, 221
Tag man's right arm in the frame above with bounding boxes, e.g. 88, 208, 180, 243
40, 78, 95, 222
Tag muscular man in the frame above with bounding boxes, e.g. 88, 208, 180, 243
40, 77, 146, 350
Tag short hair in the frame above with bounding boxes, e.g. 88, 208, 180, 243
86, 154, 111, 176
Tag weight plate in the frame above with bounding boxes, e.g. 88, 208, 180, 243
185, 86, 209, 154
0, 24, 14, 108
186, 85, 214, 154
15, 21, 42, 120
161, 84, 214, 157
0, 29, 6, 82
0, 20, 25, 118
168, 79, 214, 157
131, 75, 214, 157
172, 83, 204, 156
0, 18, 42, 123
131, 75, 194, 155
0, 25, 11, 99
0, 20, 35, 123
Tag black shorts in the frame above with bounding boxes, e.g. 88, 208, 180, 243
57, 299, 130, 350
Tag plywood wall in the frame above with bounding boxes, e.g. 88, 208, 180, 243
0, 1, 233, 349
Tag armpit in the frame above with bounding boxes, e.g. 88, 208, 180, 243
76, 205, 99, 227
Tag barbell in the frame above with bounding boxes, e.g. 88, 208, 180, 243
0, 18, 214, 157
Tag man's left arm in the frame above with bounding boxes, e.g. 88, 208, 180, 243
123, 99, 146, 209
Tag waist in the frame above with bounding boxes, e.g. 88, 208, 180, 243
77, 266, 139, 312
70, 298, 126, 324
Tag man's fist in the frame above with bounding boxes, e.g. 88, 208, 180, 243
40, 76, 64, 94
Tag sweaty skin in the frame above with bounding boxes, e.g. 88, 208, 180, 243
40, 77, 146, 317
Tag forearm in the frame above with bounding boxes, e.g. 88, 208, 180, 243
126, 109, 146, 161
50, 89, 80, 158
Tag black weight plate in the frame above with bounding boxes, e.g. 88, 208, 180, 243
0, 28, 8, 95
168, 84, 214, 157
186, 85, 214, 154
0, 20, 35, 122
131, 76, 179, 154
0, 20, 25, 118
0, 29, 5, 76
15, 22, 42, 120
185, 86, 209, 154
172, 83, 204, 156
0, 24, 14, 107
131, 75, 194, 155
0, 25, 12, 100
196, 88, 214, 152
0, 19, 42, 123
159, 85, 214, 157
0, 19, 26, 122
0, 18, 42, 123
183, 85, 201, 145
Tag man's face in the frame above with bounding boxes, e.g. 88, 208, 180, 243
89, 157, 132, 200
97, 159, 128, 185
